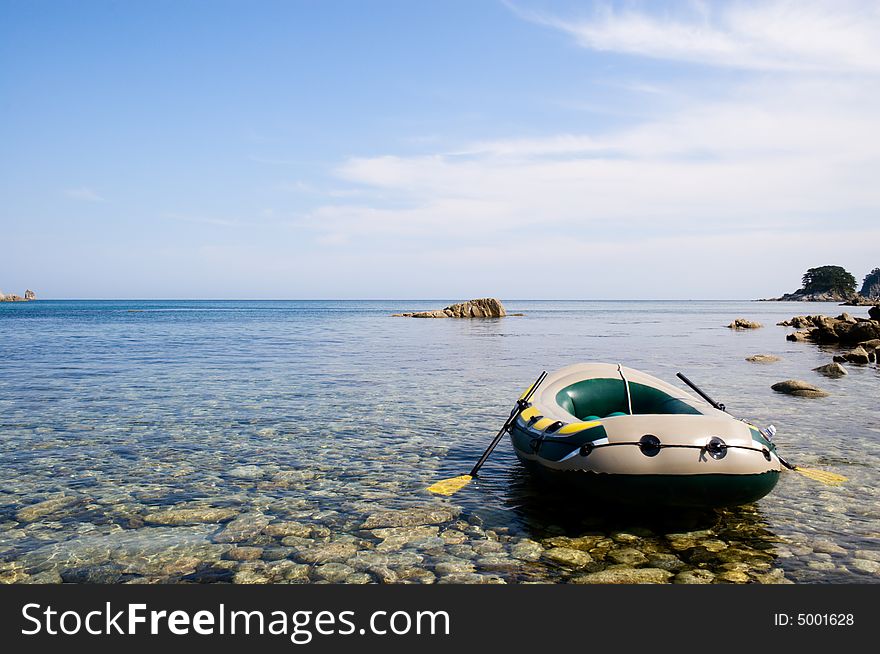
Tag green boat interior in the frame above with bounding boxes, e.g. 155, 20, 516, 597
555, 378, 704, 421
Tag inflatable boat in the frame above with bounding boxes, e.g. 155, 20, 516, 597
508, 363, 782, 508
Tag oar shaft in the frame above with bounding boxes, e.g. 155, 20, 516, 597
677, 371, 797, 473
676, 372, 725, 412
468, 370, 546, 478
468, 421, 515, 477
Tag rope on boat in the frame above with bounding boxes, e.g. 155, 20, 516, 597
617, 363, 633, 415
574, 440, 772, 461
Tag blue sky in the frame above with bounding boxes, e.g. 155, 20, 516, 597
2, 0, 879, 299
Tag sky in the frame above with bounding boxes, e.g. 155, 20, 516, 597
1, 0, 879, 299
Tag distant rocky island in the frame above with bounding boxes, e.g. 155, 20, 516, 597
393, 297, 516, 318
0, 289, 36, 302
760, 265, 879, 305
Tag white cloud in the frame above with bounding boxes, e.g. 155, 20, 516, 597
510, 0, 880, 72
304, 76, 880, 248
279, 1, 880, 296
64, 187, 105, 202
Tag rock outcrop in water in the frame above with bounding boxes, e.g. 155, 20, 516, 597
0, 289, 36, 302
840, 295, 879, 306
813, 362, 847, 377
727, 318, 762, 330
833, 346, 874, 365
779, 311, 880, 346
771, 380, 829, 398
393, 298, 508, 318
779, 308, 879, 374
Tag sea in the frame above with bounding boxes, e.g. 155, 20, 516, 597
1, 300, 878, 584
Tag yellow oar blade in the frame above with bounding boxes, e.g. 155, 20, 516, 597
793, 467, 847, 486
427, 475, 473, 496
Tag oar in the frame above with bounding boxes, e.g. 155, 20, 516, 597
427, 370, 547, 496
676, 372, 847, 486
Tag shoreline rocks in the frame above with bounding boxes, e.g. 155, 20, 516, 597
393, 298, 507, 319
779, 311, 880, 346
760, 290, 856, 302
841, 296, 878, 306
833, 346, 874, 365
782, 307, 877, 384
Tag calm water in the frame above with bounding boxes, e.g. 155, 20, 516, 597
1, 300, 878, 584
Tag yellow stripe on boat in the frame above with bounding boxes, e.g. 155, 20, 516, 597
557, 420, 602, 435
519, 381, 540, 400
519, 407, 540, 421
532, 418, 555, 431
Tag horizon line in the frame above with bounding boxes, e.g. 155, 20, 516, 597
7, 297, 816, 302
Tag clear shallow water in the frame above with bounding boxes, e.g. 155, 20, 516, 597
0, 300, 878, 584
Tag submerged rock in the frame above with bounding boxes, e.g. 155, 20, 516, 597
214, 513, 272, 543
434, 560, 476, 575
361, 506, 459, 529
714, 570, 751, 583
263, 521, 314, 538
647, 553, 687, 572
673, 569, 716, 584
16, 496, 81, 522
746, 354, 780, 363
21, 526, 230, 577
226, 465, 266, 480
233, 560, 309, 584
143, 507, 237, 526
542, 547, 593, 568
0, 568, 30, 583
571, 568, 672, 584
510, 539, 543, 561
771, 380, 829, 398
371, 525, 439, 550
607, 548, 648, 566
226, 546, 263, 561
314, 562, 356, 582
541, 534, 604, 551
813, 362, 847, 378
850, 559, 880, 575
290, 541, 358, 564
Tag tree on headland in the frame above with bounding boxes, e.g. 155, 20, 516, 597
862, 268, 880, 299
801, 265, 857, 297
